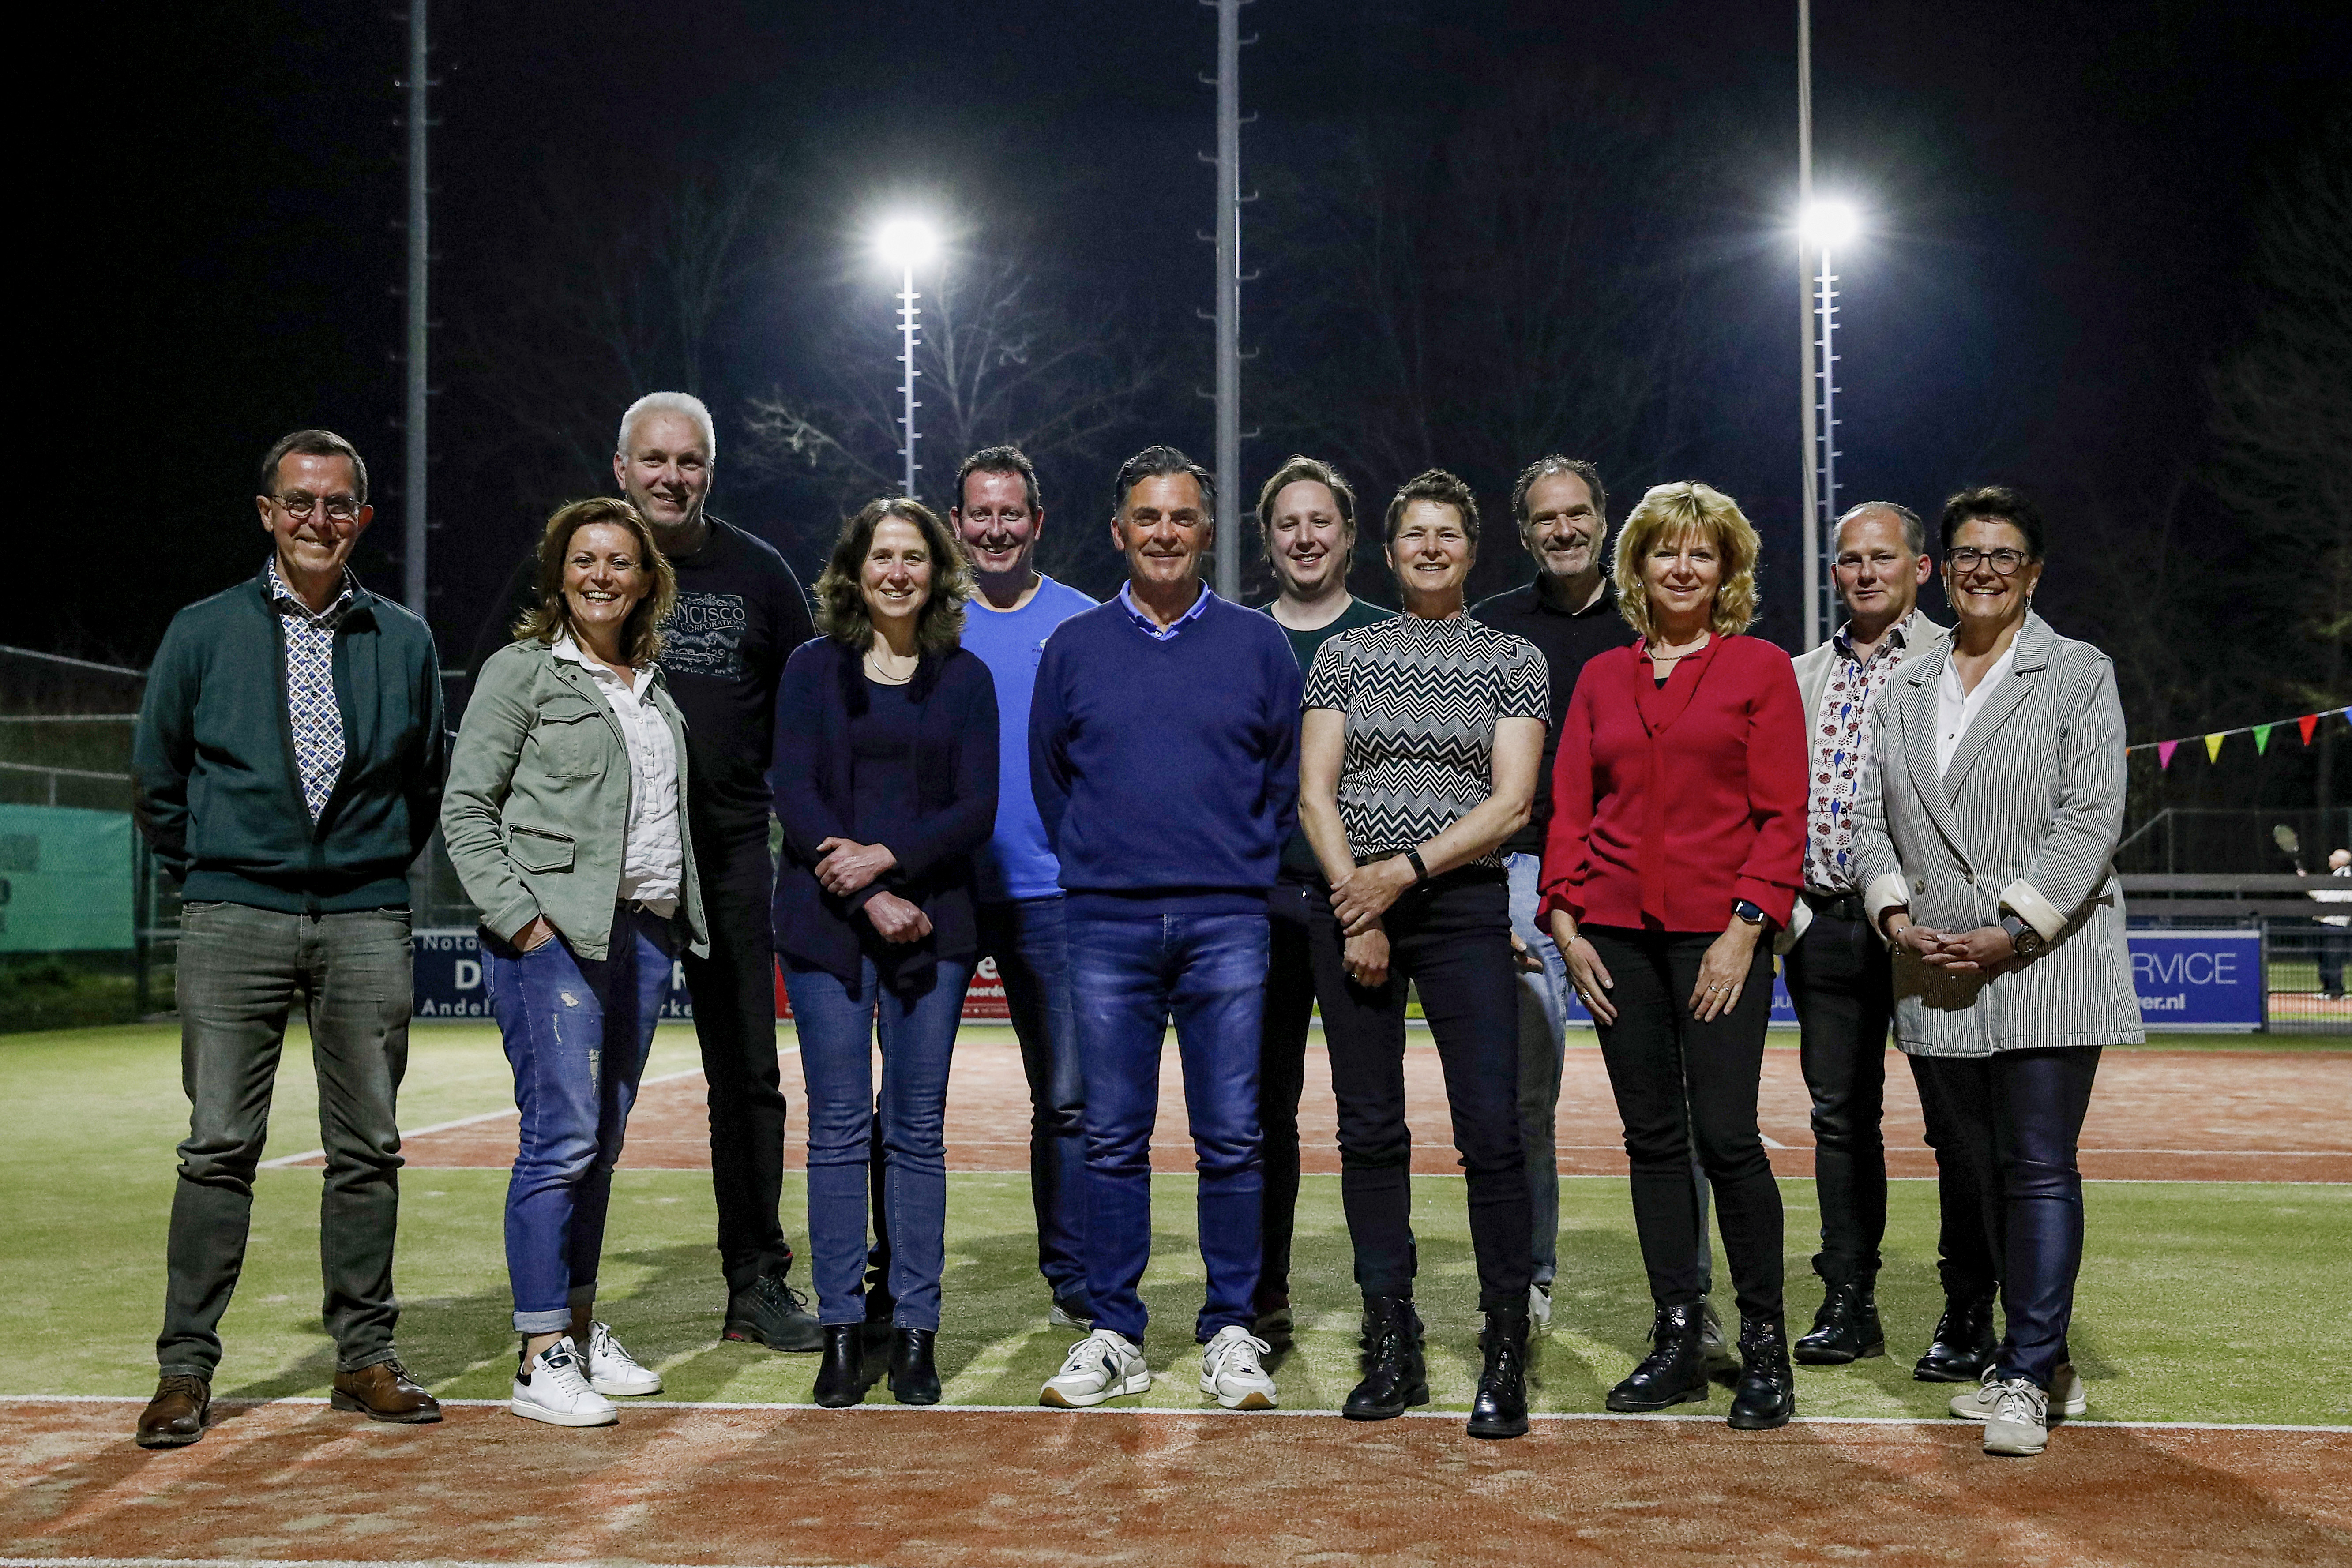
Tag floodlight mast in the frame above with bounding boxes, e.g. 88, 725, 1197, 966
877, 220, 937, 500
401, 0, 429, 617
1796, 0, 1819, 650
1202, 0, 1253, 602
1801, 199, 1856, 643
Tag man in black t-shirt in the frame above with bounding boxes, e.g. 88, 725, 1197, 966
1473, 455, 1726, 1369
468, 392, 819, 1353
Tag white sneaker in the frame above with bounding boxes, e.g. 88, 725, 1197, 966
1949, 1363, 2086, 1421
1199, 1324, 1278, 1411
1529, 1281, 1553, 1334
585, 1321, 663, 1397
511, 1338, 618, 1427
1040, 1328, 1151, 1408
1981, 1377, 2050, 1456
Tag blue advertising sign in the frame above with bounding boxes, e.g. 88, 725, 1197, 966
2128, 929, 2264, 1032
410, 928, 694, 1021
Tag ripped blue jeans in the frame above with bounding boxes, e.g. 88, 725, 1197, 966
484, 905, 676, 1333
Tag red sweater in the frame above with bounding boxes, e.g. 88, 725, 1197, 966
1539, 634, 1807, 933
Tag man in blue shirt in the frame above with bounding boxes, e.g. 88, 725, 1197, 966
1030, 446, 1301, 1412
948, 445, 1100, 1330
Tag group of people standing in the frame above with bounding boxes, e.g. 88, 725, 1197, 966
130, 390, 2140, 1463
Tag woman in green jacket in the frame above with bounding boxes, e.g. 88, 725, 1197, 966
443, 497, 706, 1429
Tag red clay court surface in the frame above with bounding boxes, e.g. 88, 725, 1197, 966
292, 1038, 2352, 1186
5, 1398, 2348, 1567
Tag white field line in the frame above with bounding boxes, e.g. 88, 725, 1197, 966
4, 1392, 2344, 1432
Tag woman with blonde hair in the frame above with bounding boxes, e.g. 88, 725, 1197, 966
771, 496, 998, 1407
444, 496, 698, 1428
1540, 481, 1807, 1429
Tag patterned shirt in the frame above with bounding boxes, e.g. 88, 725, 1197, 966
1804, 611, 1920, 893
1303, 613, 1548, 870
267, 560, 356, 823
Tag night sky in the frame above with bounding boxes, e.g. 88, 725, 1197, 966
45, 0, 2351, 690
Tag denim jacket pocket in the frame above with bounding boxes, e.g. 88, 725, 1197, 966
507, 824, 577, 874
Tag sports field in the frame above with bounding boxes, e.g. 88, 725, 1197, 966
4, 1020, 2348, 1565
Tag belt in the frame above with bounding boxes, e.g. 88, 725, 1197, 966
1802, 889, 1867, 922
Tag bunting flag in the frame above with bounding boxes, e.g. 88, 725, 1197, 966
2126, 706, 2348, 760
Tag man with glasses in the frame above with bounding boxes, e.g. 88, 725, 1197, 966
1784, 502, 1961, 1374
471, 393, 820, 1354
131, 430, 447, 1447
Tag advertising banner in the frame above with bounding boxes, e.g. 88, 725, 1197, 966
2127, 929, 2264, 1032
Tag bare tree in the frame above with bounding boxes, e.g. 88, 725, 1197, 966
740, 232, 1166, 583
2209, 115, 2352, 808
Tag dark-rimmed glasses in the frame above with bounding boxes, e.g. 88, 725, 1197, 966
1946, 546, 2029, 575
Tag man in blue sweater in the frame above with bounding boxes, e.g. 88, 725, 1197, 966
1030, 445, 1302, 1412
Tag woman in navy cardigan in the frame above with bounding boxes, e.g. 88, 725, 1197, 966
771, 497, 998, 1408
1540, 481, 1807, 1431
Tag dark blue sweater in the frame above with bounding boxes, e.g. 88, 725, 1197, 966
1029, 591, 1302, 909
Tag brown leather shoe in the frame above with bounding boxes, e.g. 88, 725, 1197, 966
135, 1375, 210, 1448
330, 1360, 442, 1423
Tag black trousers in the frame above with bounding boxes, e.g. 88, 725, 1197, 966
1783, 900, 1894, 1287
1255, 871, 1320, 1316
1584, 926, 1784, 1324
1909, 1047, 2101, 1387
1906, 1057, 2001, 1302
683, 807, 794, 1294
1310, 870, 1531, 1311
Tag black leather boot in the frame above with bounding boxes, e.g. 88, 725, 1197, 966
888, 1328, 942, 1405
812, 1325, 865, 1407
1913, 1290, 1998, 1383
1466, 1300, 1530, 1439
1794, 1279, 1885, 1365
1344, 1296, 1428, 1421
1607, 1302, 1710, 1412
1727, 1317, 1796, 1430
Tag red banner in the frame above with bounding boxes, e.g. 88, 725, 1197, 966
774, 957, 1011, 1021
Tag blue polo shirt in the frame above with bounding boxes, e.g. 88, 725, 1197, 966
961, 575, 1098, 901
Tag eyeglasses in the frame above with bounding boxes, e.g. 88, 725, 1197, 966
273, 493, 362, 522
1946, 546, 2030, 575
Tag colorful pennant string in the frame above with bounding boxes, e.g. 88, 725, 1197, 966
2136, 706, 2348, 766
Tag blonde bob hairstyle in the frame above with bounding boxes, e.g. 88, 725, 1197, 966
512, 497, 677, 668
1611, 481, 1761, 640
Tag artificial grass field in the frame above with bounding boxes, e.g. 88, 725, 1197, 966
5, 1022, 2347, 1426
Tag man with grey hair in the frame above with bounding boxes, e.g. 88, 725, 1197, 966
1784, 500, 1962, 1373
472, 391, 819, 1352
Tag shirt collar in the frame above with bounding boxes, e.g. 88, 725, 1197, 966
1528, 575, 1614, 617
266, 559, 357, 624
551, 634, 654, 697
1832, 606, 1917, 662
1118, 580, 1215, 639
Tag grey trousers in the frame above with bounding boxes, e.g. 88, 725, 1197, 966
158, 901, 413, 1380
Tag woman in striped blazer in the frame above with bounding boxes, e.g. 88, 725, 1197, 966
1852, 485, 2142, 1459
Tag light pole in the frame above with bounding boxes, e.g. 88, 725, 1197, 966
876, 218, 939, 500
1801, 198, 1858, 646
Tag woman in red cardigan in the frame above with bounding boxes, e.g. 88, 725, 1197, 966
1540, 481, 1807, 1429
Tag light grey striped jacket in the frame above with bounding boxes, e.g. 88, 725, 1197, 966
1850, 612, 2145, 1056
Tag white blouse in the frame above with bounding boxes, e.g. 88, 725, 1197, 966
1935, 639, 2020, 776
552, 636, 683, 916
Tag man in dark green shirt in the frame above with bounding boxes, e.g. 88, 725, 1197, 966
1252, 456, 1392, 1346
131, 430, 447, 1448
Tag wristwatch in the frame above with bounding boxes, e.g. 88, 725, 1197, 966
2000, 913, 2046, 958
1732, 899, 1767, 927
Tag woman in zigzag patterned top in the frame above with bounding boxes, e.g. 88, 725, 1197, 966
1298, 468, 1551, 1440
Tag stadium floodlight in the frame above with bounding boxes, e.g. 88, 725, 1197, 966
1800, 198, 1862, 641
875, 218, 940, 497
1800, 198, 1860, 249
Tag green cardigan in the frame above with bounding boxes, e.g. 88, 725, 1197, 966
133, 564, 446, 914
442, 639, 707, 961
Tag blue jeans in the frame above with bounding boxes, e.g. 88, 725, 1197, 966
1069, 903, 1268, 1343
1505, 854, 1569, 1283
485, 906, 674, 1334
979, 897, 1090, 1309
785, 957, 971, 1331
